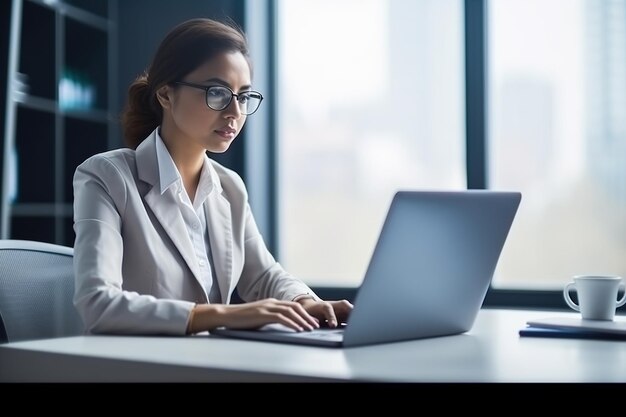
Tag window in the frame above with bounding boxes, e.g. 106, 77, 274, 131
277, 0, 465, 286
488, 0, 626, 289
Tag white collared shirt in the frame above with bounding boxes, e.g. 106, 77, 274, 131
155, 129, 221, 303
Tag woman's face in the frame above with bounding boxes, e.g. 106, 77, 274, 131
160, 51, 252, 154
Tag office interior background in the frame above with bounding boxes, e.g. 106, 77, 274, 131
1, 0, 625, 310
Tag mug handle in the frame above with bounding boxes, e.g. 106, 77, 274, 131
563, 281, 580, 311
617, 283, 626, 308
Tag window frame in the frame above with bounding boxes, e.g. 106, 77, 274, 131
248, 0, 576, 310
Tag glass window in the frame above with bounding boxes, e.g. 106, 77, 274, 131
277, 0, 465, 286
488, 0, 626, 289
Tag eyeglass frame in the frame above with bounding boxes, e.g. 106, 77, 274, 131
172, 81, 264, 115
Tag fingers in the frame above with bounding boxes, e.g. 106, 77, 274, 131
320, 302, 338, 328
297, 299, 354, 328
326, 300, 354, 325
261, 299, 319, 332
271, 299, 355, 330
276, 302, 319, 331
225, 298, 354, 332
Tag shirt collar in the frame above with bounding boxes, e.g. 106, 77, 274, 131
194, 160, 216, 208
155, 128, 181, 195
155, 128, 222, 200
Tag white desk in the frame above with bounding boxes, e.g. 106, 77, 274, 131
1, 308, 626, 382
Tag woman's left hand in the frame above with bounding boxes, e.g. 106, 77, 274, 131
296, 298, 353, 328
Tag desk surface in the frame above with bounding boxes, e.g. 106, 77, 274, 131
2, 308, 626, 382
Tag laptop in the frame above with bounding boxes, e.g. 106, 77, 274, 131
211, 190, 522, 347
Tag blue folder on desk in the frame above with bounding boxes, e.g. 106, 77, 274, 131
521, 316, 626, 341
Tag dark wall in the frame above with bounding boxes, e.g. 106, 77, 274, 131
115, 0, 246, 176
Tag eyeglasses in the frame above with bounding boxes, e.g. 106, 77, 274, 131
173, 81, 264, 115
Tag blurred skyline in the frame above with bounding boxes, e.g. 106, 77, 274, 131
278, 0, 626, 289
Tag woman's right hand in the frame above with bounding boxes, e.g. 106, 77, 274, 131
188, 298, 320, 334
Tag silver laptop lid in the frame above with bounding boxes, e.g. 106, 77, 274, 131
342, 190, 521, 347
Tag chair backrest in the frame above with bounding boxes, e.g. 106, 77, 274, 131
0, 239, 84, 343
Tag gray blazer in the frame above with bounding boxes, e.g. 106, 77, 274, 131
73, 129, 317, 335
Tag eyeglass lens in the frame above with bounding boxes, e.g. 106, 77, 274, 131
206, 86, 262, 114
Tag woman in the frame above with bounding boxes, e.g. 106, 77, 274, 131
73, 18, 352, 335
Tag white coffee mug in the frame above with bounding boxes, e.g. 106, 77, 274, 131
563, 275, 626, 321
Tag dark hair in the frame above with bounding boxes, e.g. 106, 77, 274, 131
121, 18, 251, 149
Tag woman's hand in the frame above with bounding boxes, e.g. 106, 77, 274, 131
296, 298, 354, 328
217, 298, 320, 332
187, 297, 353, 334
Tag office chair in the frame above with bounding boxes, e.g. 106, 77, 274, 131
0, 239, 84, 343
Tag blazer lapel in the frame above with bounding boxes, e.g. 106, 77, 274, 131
144, 188, 203, 286
205, 190, 233, 303
136, 132, 204, 293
